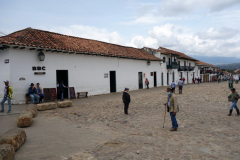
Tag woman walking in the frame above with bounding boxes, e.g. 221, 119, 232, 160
145, 78, 149, 89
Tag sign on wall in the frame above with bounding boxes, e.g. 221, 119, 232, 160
19, 77, 26, 81
69, 87, 76, 99
4, 59, 9, 63
43, 88, 56, 102
150, 72, 153, 76
104, 73, 108, 78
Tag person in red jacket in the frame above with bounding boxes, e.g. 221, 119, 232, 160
182, 77, 185, 84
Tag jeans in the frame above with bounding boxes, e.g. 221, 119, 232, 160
60, 92, 64, 101
146, 84, 149, 89
1, 98, 11, 111
230, 101, 239, 110
172, 87, 175, 93
30, 94, 39, 103
179, 86, 183, 94
170, 112, 178, 129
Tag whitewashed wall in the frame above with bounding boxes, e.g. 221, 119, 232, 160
0, 49, 10, 96
0, 48, 165, 104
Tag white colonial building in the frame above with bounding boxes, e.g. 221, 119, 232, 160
0, 28, 165, 104
0, 28, 215, 104
144, 47, 199, 85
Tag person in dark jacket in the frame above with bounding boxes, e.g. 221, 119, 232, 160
57, 81, 69, 101
28, 83, 39, 104
122, 88, 131, 115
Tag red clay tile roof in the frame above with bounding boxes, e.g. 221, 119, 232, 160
195, 61, 214, 66
158, 47, 198, 61
144, 47, 167, 54
0, 28, 162, 61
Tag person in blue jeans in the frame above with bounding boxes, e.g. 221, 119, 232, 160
164, 88, 179, 131
28, 83, 39, 104
228, 88, 240, 116
0, 80, 13, 113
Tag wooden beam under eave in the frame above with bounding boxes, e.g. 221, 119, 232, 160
20, 47, 25, 49
13, 46, 18, 49
57, 50, 62, 52
30, 48, 36, 50
63, 51, 68, 53
51, 50, 57, 52
69, 51, 75, 54
45, 49, 51, 52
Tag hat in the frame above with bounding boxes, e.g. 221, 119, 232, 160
30, 83, 34, 86
125, 88, 129, 91
3, 80, 9, 83
166, 87, 172, 92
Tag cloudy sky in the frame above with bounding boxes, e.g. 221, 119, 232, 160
1, 0, 240, 58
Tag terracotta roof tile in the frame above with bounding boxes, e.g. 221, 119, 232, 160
0, 28, 162, 61
158, 47, 198, 61
195, 61, 214, 66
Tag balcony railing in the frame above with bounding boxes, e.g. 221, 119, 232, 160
166, 61, 178, 69
205, 70, 213, 74
189, 66, 194, 71
178, 66, 189, 71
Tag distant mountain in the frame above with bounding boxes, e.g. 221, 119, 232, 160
215, 63, 240, 70
190, 55, 240, 65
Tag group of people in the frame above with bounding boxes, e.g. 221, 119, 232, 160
192, 77, 202, 84
122, 86, 179, 131
28, 83, 44, 104
170, 79, 184, 94
0, 80, 70, 113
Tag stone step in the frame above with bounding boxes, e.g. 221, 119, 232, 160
17, 111, 33, 127
0, 144, 15, 160
0, 129, 27, 151
36, 102, 57, 111
57, 100, 72, 108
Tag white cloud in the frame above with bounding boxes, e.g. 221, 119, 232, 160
39, 25, 124, 45
122, 0, 240, 25
195, 27, 239, 40
127, 23, 240, 57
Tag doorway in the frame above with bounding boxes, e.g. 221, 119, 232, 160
193, 72, 195, 79
161, 72, 164, 86
56, 70, 69, 99
154, 72, 157, 87
187, 72, 189, 83
167, 73, 169, 85
181, 72, 183, 79
110, 71, 116, 92
138, 72, 143, 89
172, 72, 175, 82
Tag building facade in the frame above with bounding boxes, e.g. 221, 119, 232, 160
0, 28, 216, 104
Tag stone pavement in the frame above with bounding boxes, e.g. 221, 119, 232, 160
1, 81, 240, 160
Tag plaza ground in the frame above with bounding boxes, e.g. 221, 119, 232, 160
0, 81, 240, 160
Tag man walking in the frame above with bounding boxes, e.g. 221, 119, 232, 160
171, 81, 176, 93
122, 88, 131, 115
0, 80, 13, 113
178, 79, 183, 94
163, 88, 179, 131
228, 88, 240, 116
